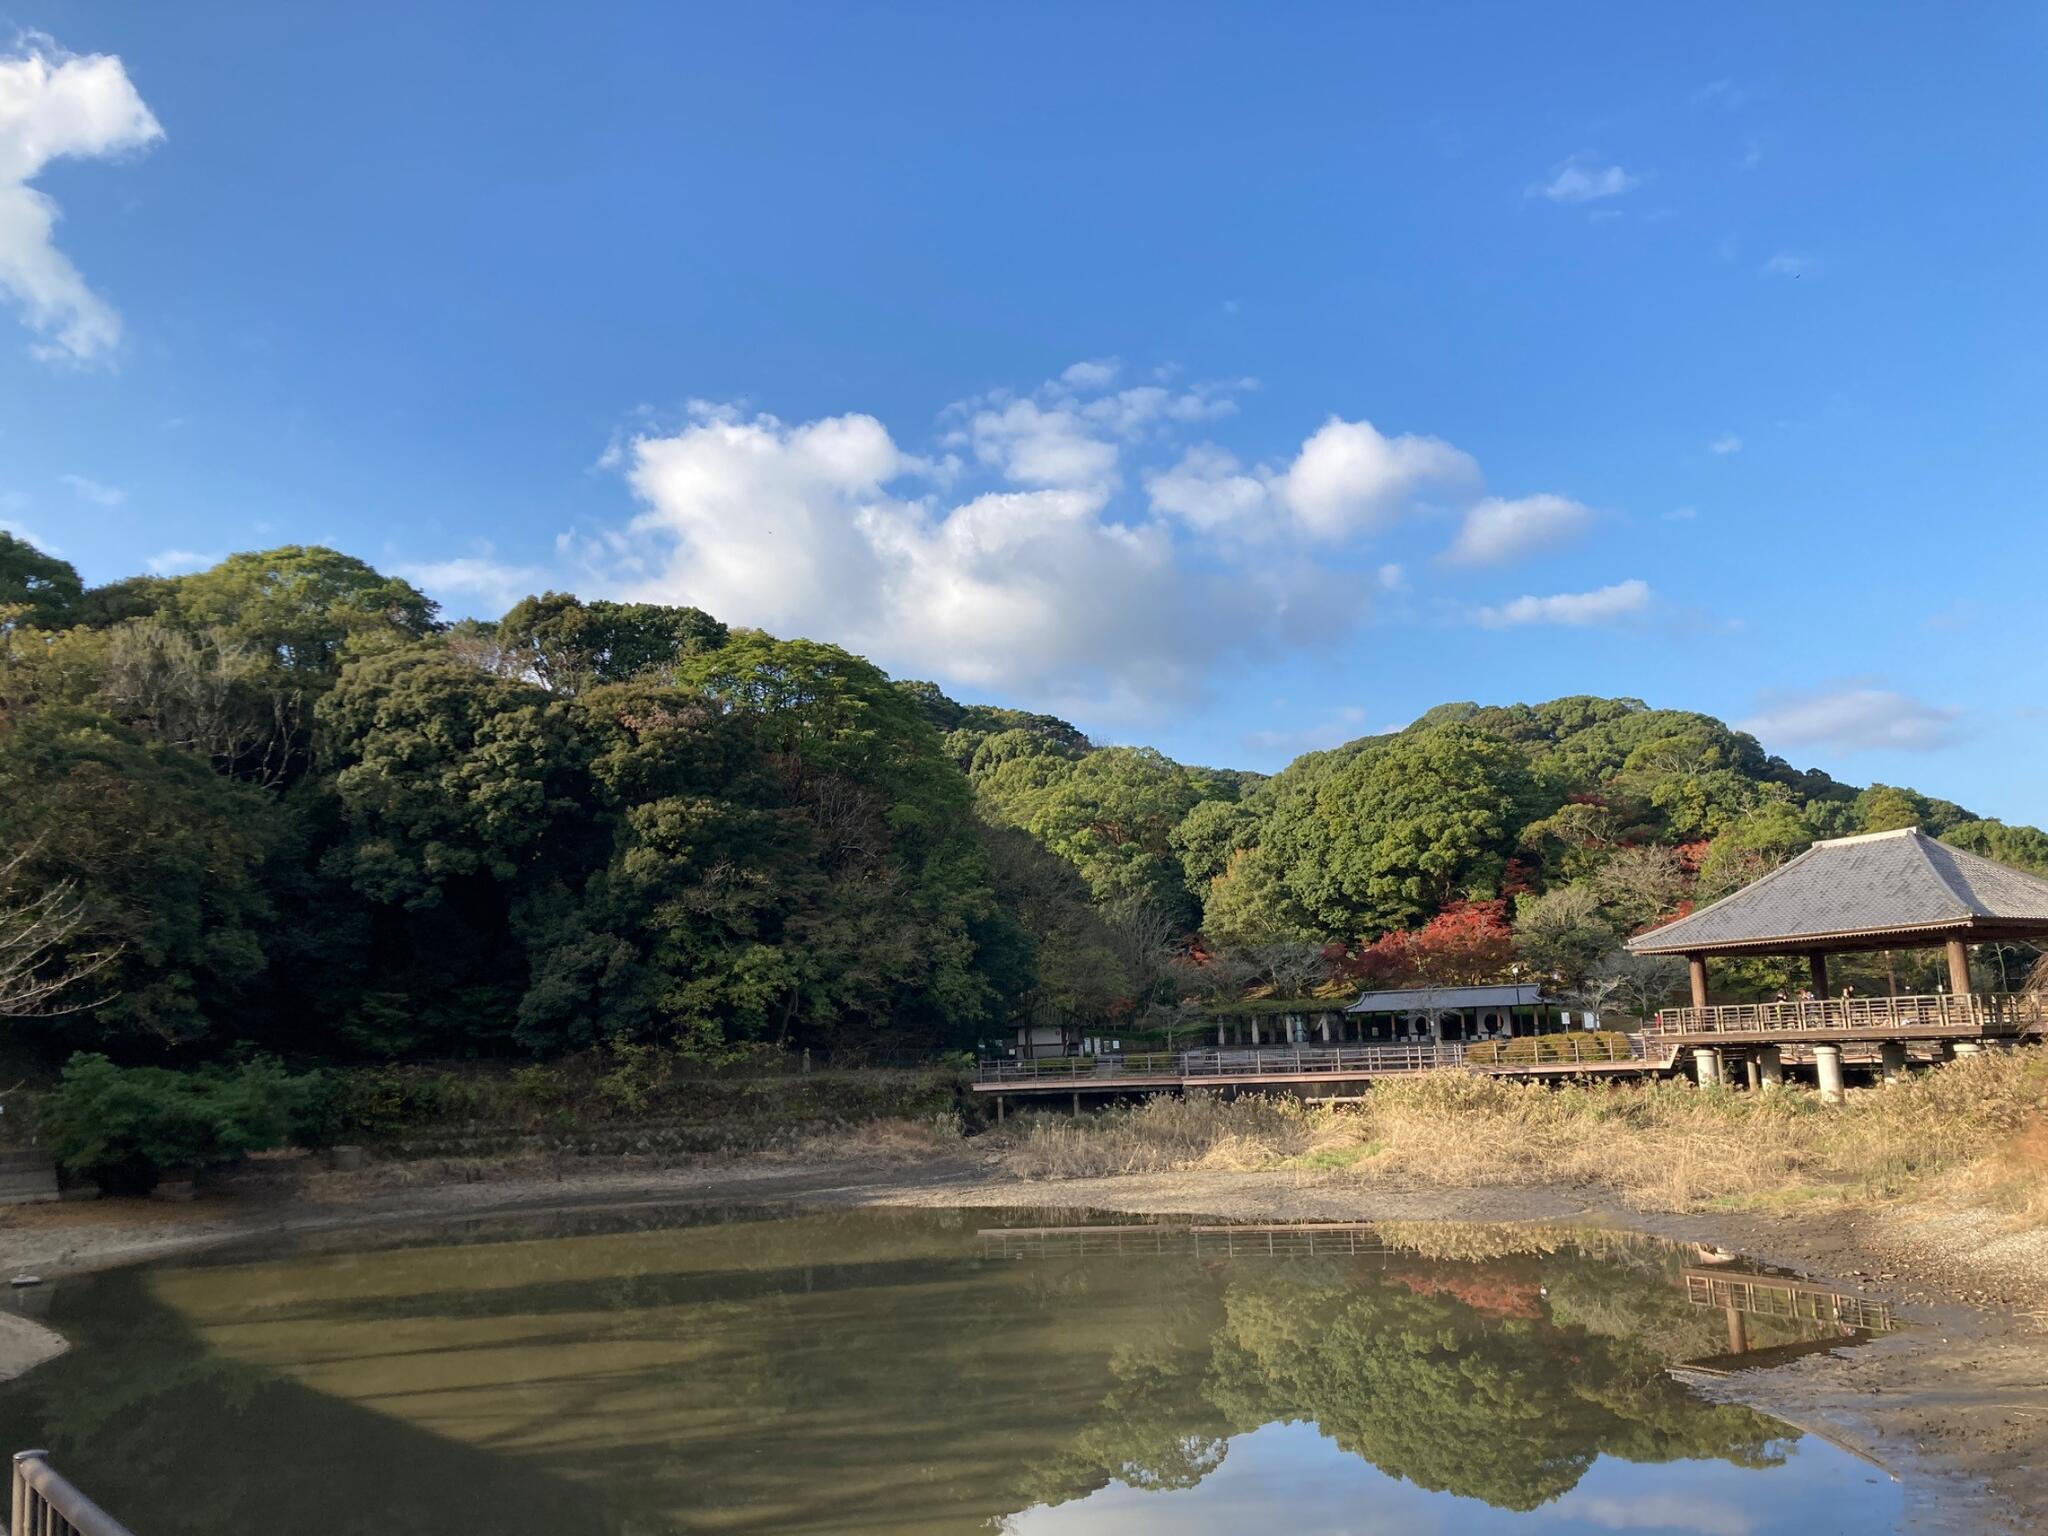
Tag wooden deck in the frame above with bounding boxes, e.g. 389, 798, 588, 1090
974, 1037, 1677, 1096
1645, 991, 2046, 1045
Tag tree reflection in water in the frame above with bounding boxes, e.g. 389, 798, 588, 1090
0, 1207, 1878, 1535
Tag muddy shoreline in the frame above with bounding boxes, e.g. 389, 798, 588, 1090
2, 1155, 2043, 1533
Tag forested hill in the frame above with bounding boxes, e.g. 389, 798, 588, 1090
3, 536, 2043, 1068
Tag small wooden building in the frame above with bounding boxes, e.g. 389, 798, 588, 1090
1345, 982, 1570, 1044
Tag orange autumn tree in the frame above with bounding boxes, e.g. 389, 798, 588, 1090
1340, 900, 1516, 989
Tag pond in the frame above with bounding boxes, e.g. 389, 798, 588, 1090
0, 1204, 1904, 1534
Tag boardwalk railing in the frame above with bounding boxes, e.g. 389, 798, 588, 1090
974, 1036, 1661, 1085
981, 1221, 1391, 1260
1681, 1269, 1898, 1333
11, 1451, 134, 1536
1647, 991, 2048, 1040
976, 1042, 1473, 1084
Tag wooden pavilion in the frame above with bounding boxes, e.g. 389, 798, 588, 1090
1343, 983, 1569, 1044
1626, 827, 2048, 1095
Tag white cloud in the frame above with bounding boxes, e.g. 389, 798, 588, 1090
1709, 433, 1742, 455
582, 375, 1605, 713
1477, 579, 1652, 627
603, 405, 1328, 713
0, 495, 53, 552
59, 471, 124, 506
1144, 444, 1271, 532
1079, 382, 1240, 435
0, 36, 162, 364
146, 548, 220, 575
1738, 685, 1965, 753
1692, 79, 1753, 111
1762, 251, 1815, 278
1665, 505, 1698, 520
1554, 1489, 1755, 1536
395, 549, 547, 618
1531, 155, 1643, 204
968, 398, 1120, 488
1059, 357, 1120, 389
1282, 417, 1479, 537
1149, 418, 1478, 542
1442, 493, 1591, 565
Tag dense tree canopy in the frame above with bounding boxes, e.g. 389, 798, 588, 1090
0, 535, 2037, 1066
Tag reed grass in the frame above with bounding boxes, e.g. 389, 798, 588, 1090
991, 1051, 2048, 1218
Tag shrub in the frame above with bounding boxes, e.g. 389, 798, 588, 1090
42, 1053, 300, 1194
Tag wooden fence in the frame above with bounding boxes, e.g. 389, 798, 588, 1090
974, 1034, 1660, 1086
1647, 992, 2048, 1040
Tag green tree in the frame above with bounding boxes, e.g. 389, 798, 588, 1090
171, 546, 439, 671
1290, 725, 1543, 936
494, 591, 727, 694
1513, 884, 1620, 991
0, 708, 280, 1053
0, 533, 81, 627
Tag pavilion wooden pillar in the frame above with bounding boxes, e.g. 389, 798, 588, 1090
1808, 952, 1829, 998
1687, 954, 1709, 1010
1945, 939, 1972, 998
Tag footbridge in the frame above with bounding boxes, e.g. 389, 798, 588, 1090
973, 1034, 1677, 1113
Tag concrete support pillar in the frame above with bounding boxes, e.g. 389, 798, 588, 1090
1952, 1040, 1983, 1059
996, 1094, 1006, 1124
1878, 1040, 1909, 1084
1743, 1053, 1761, 1092
1757, 1045, 1783, 1089
1946, 939, 1973, 998
1687, 954, 1709, 1010
1725, 1305, 1749, 1357
1692, 1047, 1724, 1087
1072, 1091, 1081, 1116
1320, 1016, 1331, 1043
1813, 1044, 1845, 1104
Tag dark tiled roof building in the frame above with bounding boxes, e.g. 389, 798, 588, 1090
1627, 827, 2048, 958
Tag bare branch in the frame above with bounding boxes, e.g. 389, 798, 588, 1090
0, 839, 121, 1018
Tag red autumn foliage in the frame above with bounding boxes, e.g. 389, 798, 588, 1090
1674, 840, 1711, 875
1385, 1264, 1546, 1320
1336, 899, 1516, 988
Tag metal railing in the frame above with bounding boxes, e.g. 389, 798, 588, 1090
11, 1451, 133, 1536
1647, 991, 2048, 1039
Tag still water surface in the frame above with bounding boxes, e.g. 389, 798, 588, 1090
0, 1204, 1903, 1533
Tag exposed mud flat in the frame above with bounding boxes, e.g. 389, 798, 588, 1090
1, 1153, 2044, 1533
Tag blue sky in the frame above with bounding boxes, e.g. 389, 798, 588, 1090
1006, 1418, 1901, 1534
4, 4, 2047, 820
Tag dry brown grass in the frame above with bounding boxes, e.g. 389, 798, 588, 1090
1949, 1116, 2048, 1223
790, 1111, 966, 1165
989, 1050, 2048, 1220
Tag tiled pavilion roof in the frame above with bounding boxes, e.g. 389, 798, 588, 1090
1627, 827, 2048, 957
